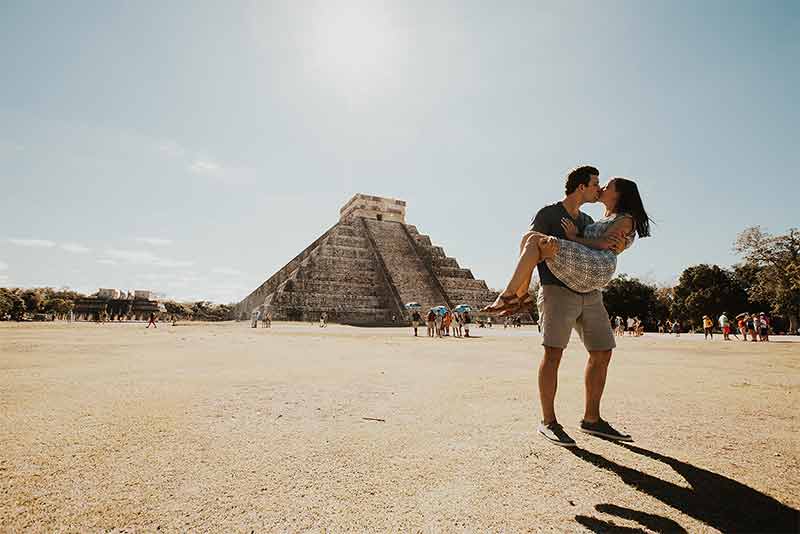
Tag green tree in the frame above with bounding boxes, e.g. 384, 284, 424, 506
0, 289, 26, 320
20, 288, 47, 314
602, 274, 661, 330
735, 226, 800, 333
671, 264, 749, 328
45, 298, 74, 319
164, 301, 193, 320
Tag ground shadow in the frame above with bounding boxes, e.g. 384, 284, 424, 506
576, 503, 688, 533
568, 444, 798, 532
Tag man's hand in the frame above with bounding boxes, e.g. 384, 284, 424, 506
560, 218, 578, 240
539, 236, 559, 260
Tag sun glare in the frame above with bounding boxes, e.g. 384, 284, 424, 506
307, 2, 401, 88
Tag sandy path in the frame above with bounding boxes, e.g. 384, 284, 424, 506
1, 322, 798, 532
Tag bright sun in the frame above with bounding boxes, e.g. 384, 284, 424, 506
307, 2, 401, 87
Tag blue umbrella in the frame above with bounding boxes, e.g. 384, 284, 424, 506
405, 302, 422, 310
454, 304, 472, 313
431, 306, 448, 316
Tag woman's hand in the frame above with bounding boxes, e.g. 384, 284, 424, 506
560, 218, 578, 240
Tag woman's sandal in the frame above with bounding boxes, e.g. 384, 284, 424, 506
481, 293, 521, 315
499, 293, 535, 317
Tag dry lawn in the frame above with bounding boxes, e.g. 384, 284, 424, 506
1, 321, 798, 532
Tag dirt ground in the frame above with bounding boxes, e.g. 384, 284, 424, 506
1, 321, 798, 532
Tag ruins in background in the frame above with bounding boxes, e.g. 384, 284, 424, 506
73, 289, 161, 321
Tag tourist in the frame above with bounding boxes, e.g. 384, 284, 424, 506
411, 310, 421, 336
453, 312, 462, 337
253, 309, 261, 328
759, 313, 770, 342
442, 311, 452, 336
426, 309, 436, 337
747, 313, 758, 341
718, 312, 731, 340
487, 316, 492, 328
263, 311, 272, 328
463, 311, 471, 337
485, 167, 651, 446
434, 311, 443, 338
320, 312, 328, 328
147, 312, 157, 329
738, 314, 748, 341
635, 317, 645, 336
671, 320, 681, 336
657, 320, 664, 334
702, 315, 713, 340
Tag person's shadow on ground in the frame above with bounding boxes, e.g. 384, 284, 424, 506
568, 443, 798, 533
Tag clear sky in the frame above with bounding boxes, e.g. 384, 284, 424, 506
1, 1, 797, 303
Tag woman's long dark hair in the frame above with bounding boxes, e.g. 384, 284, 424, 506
612, 177, 652, 238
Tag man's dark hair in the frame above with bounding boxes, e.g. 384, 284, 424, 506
564, 165, 599, 195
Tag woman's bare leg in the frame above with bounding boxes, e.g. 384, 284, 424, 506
484, 232, 549, 311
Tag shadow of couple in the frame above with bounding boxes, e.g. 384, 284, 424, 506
568, 442, 797, 533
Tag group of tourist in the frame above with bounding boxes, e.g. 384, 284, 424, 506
729, 312, 770, 342
409, 309, 472, 338
613, 315, 644, 336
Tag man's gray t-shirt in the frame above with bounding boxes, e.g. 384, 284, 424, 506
530, 202, 593, 291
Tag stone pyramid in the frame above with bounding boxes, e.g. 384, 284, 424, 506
236, 194, 498, 324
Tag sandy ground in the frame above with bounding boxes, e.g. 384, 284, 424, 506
1, 321, 798, 533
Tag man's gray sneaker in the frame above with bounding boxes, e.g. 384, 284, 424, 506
537, 420, 577, 447
579, 419, 633, 441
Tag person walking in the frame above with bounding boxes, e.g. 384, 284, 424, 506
426, 309, 436, 337
147, 312, 157, 329
263, 311, 272, 328
462, 311, 471, 337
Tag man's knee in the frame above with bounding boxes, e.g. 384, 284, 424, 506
542, 346, 564, 365
588, 350, 612, 365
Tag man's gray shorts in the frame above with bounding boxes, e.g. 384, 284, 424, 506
537, 285, 616, 351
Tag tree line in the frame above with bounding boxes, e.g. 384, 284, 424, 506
601, 226, 799, 333
0, 287, 236, 322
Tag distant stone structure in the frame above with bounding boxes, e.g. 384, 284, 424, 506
236, 194, 498, 325
73, 289, 160, 321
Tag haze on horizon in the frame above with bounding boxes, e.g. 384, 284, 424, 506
1, 1, 797, 303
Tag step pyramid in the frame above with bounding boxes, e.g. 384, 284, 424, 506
236, 194, 498, 324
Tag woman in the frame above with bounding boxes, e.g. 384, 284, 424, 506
483, 178, 651, 315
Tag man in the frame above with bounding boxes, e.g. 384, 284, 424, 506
533, 165, 631, 447
147, 312, 157, 329
411, 310, 421, 336
718, 312, 731, 340
426, 309, 436, 337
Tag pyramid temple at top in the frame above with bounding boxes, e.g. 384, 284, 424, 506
236, 194, 498, 324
